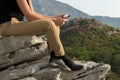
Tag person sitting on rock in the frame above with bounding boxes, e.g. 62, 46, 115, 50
0, 0, 87, 71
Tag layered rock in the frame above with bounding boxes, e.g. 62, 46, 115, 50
0, 35, 111, 80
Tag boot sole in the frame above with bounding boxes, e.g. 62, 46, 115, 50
49, 62, 71, 72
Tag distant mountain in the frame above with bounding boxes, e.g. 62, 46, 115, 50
32, 0, 90, 18
32, 0, 120, 28
92, 16, 120, 28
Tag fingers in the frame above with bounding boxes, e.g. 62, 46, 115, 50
52, 15, 68, 26
60, 17, 68, 26
57, 14, 64, 17
63, 18, 68, 22
60, 18, 67, 26
57, 14, 68, 19
57, 16, 68, 23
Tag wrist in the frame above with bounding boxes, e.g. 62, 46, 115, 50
50, 16, 56, 21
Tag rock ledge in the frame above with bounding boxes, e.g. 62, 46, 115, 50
0, 36, 110, 80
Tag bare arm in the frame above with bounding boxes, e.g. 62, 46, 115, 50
28, 0, 34, 13
17, 0, 51, 20
17, 0, 67, 26
28, 0, 52, 19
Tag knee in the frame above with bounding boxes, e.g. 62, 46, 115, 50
45, 19, 57, 30
44, 19, 55, 26
36, 19, 57, 32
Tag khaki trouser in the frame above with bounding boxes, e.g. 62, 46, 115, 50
0, 18, 65, 56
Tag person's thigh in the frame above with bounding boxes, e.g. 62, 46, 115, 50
1, 19, 54, 36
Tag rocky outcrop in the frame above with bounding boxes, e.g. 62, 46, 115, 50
0, 35, 111, 80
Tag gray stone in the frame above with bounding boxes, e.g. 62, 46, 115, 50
19, 77, 38, 80
0, 35, 45, 56
0, 35, 111, 80
61, 61, 111, 80
0, 36, 49, 69
0, 59, 49, 80
33, 68, 61, 80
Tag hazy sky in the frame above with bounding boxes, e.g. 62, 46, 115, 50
57, 0, 120, 17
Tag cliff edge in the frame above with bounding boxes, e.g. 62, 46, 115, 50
0, 35, 110, 80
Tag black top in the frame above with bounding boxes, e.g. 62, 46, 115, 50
0, 0, 24, 24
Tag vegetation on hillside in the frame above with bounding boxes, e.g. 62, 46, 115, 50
61, 18, 120, 80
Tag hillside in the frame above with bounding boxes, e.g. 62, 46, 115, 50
32, 0, 90, 18
61, 18, 120, 80
32, 0, 120, 28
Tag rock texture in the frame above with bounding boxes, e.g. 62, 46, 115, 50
0, 35, 111, 80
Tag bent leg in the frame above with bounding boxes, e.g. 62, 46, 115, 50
1, 19, 65, 56
2, 19, 51, 35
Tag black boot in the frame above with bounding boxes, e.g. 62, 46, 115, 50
49, 51, 87, 71
61, 56, 86, 71
49, 51, 71, 71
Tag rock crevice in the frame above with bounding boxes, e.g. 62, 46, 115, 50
0, 35, 110, 80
